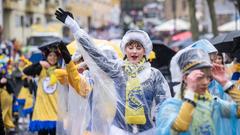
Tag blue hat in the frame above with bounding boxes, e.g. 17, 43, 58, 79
178, 48, 212, 73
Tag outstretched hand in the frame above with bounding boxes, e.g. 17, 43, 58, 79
55, 8, 74, 23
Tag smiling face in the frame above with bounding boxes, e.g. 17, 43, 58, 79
47, 52, 58, 66
125, 41, 145, 64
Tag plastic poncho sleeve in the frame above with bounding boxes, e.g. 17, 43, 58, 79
66, 61, 91, 97
172, 102, 194, 132
64, 16, 121, 78
54, 69, 68, 85
156, 99, 182, 135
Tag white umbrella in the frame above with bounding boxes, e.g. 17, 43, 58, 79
154, 19, 190, 31
218, 19, 240, 31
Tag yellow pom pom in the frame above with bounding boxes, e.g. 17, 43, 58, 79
148, 51, 156, 62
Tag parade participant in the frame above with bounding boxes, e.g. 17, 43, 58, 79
57, 42, 92, 135
56, 42, 120, 135
0, 106, 5, 134
231, 58, 240, 82
55, 8, 171, 135
170, 39, 218, 94
23, 41, 61, 135
0, 26, 13, 59
0, 61, 15, 132
171, 40, 233, 99
12, 39, 22, 62
214, 52, 224, 65
157, 48, 240, 135
17, 56, 34, 119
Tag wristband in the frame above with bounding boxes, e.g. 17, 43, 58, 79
184, 90, 197, 107
184, 90, 195, 101
223, 81, 234, 92
183, 98, 196, 107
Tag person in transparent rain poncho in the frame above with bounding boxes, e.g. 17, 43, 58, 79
55, 8, 171, 135
156, 48, 240, 135
56, 42, 120, 135
54, 41, 92, 135
170, 40, 238, 134
171, 39, 235, 99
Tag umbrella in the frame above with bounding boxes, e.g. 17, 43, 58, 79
231, 36, 240, 59
218, 19, 240, 32
171, 31, 192, 41
38, 40, 60, 52
150, 40, 176, 68
169, 38, 194, 49
66, 39, 124, 59
154, 19, 190, 32
210, 31, 240, 53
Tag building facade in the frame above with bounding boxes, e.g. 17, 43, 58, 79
2, 0, 121, 43
3, 0, 62, 43
65, 0, 121, 29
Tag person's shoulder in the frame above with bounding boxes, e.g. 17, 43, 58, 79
150, 66, 158, 71
150, 67, 163, 75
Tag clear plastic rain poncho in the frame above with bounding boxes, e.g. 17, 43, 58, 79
157, 48, 238, 135
170, 39, 218, 93
57, 16, 171, 135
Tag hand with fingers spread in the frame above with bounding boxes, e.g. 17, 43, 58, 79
55, 8, 74, 23
185, 70, 205, 93
58, 41, 71, 64
211, 63, 228, 86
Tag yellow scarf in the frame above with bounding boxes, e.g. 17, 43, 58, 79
124, 58, 146, 125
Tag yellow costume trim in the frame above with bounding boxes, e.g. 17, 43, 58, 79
172, 102, 194, 131
0, 88, 15, 128
54, 69, 68, 85
66, 61, 91, 97
182, 61, 201, 73
46, 66, 57, 86
227, 85, 240, 117
234, 63, 240, 72
18, 87, 33, 110
172, 91, 211, 132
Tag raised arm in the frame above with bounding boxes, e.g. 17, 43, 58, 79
55, 8, 121, 78
23, 63, 42, 77
212, 63, 240, 117
58, 41, 92, 97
